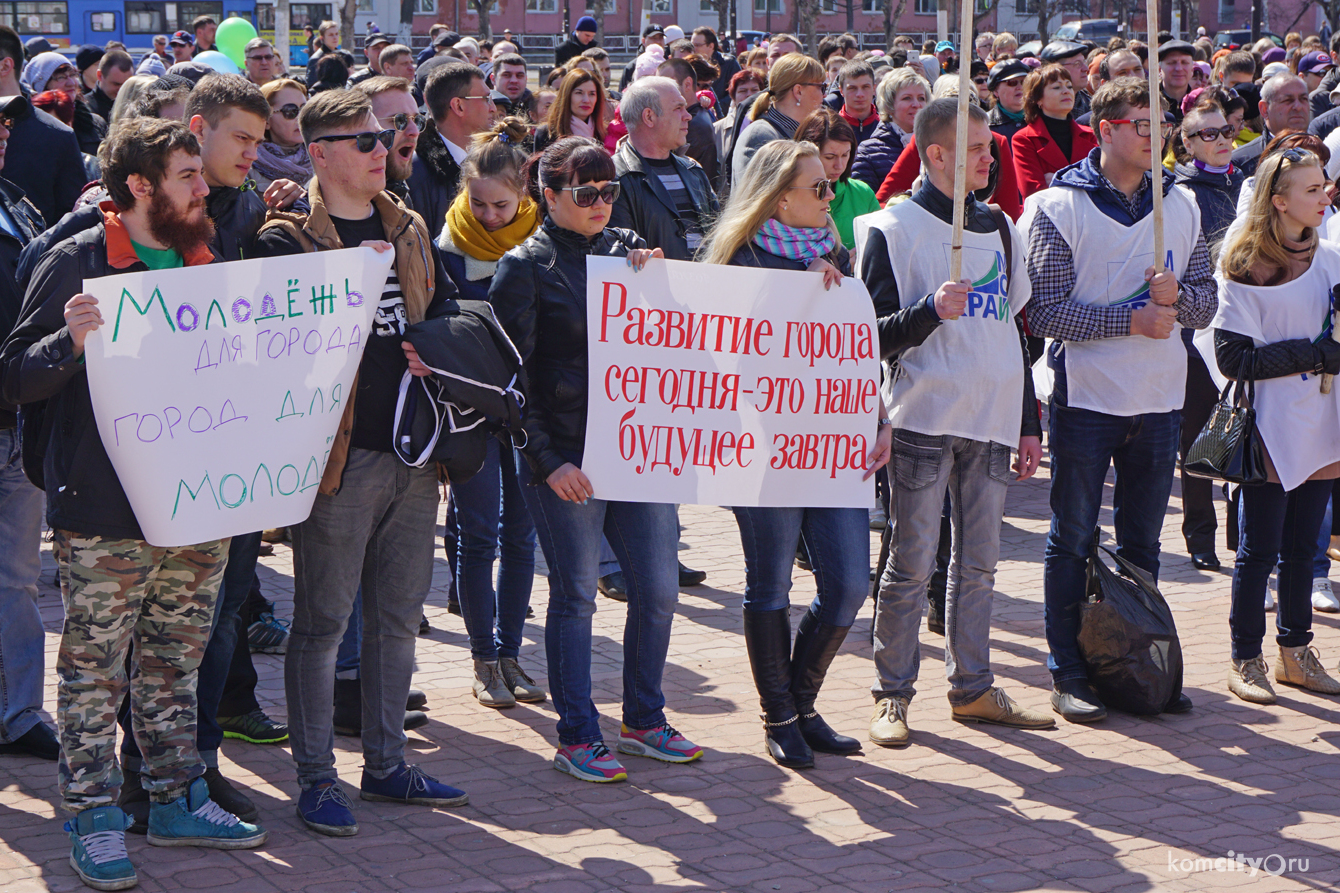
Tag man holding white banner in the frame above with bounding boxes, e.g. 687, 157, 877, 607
855, 100, 1053, 748
1, 117, 266, 892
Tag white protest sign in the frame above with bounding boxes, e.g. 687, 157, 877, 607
583, 256, 879, 508
84, 247, 394, 547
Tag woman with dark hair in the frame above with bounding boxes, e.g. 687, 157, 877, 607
714, 67, 762, 167
533, 69, 608, 154
308, 52, 351, 94
488, 137, 703, 782
697, 139, 891, 769
438, 118, 547, 709
795, 108, 880, 249
1011, 63, 1096, 200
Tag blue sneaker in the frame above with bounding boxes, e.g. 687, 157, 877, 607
297, 779, 358, 837
360, 763, 469, 807
66, 806, 136, 891
146, 776, 267, 849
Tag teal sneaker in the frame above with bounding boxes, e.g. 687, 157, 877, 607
66, 805, 136, 891
146, 777, 267, 850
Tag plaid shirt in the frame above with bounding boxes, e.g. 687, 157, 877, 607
1024, 170, 1217, 342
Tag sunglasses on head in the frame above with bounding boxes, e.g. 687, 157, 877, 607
314, 129, 396, 153
382, 111, 427, 132
275, 103, 302, 119
1267, 146, 1315, 194
559, 182, 621, 207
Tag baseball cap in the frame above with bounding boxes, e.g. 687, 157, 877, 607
987, 58, 1029, 90
642, 24, 665, 38
432, 29, 462, 48
365, 33, 391, 50
1261, 46, 1286, 65
935, 40, 955, 53
1299, 50, 1334, 75
169, 30, 195, 46
0, 94, 28, 119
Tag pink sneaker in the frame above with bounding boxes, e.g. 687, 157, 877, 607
617, 723, 704, 763
552, 742, 627, 783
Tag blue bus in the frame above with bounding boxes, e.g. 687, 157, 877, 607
8, 0, 258, 55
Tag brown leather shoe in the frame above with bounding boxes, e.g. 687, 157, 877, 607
953, 687, 1055, 729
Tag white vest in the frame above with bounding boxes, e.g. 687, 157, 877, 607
1020, 183, 1201, 416
853, 199, 1031, 446
1199, 243, 1340, 491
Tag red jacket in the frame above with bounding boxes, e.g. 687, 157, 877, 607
874, 131, 1023, 220
1011, 116, 1097, 202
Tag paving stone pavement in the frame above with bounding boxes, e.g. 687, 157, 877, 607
5, 451, 1340, 892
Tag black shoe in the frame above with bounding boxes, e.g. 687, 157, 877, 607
597, 572, 628, 602
0, 721, 59, 761
420, 613, 433, 632
794, 546, 812, 572
527, 606, 535, 618
404, 710, 429, 732
334, 678, 430, 736
1191, 552, 1221, 571
447, 601, 461, 616
743, 608, 813, 769
202, 766, 259, 822
117, 769, 150, 835
407, 689, 427, 711
790, 610, 861, 755
1165, 692, 1194, 714
1051, 679, 1107, 723
926, 587, 946, 636
678, 562, 707, 587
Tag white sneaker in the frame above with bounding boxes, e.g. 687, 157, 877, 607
1313, 579, 1340, 613
1265, 576, 1276, 612
869, 506, 887, 530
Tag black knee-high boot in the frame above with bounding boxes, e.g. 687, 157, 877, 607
742, 608, 814, 769
790, 609, 861, 754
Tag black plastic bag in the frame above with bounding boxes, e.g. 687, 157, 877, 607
1077, 545, 1184, 715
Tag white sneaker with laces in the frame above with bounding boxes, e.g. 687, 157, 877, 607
1265, 576, 1276, 612
1313, 579, 1340, 614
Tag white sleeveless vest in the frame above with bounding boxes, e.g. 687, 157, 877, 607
1020, 183, 1201, 417
853, 200, 1032, 447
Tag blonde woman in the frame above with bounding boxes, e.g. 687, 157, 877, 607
253, 78, 311, 192
729, 52, 826, 184
851, 66, 929, 192
108, 74, 155, 123
699, 140, 891, 769
1209, 147, 1340, 705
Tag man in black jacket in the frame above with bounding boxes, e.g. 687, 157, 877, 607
555, 16, 599, 67
88, 50, 133, 121
0, 95, 55, 766
0, 117, 266, 891
691, 27, 739, 118
409, 62, 489, 237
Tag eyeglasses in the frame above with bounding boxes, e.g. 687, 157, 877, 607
788, 179, 835, 200
559, 182, 621, 207
1187, 124, 1237, 142
247, 53, 276, 63
457, 95, 492, 103
972, 76, 989, 84
0, 116, 14, 130
274, 103, 303, 119
1106, 118, 1175, 138
313, 130, 396, 153
799, 82, 826, 89
1267, 147, 1314, 195
381, 112, 427, 132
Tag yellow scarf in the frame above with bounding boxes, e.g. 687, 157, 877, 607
445, 191, 539, 262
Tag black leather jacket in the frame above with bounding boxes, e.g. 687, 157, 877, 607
610, 141, 719, 261
206, 182, 268, 262
488, 217, 644, 481
0, 177, 46, 427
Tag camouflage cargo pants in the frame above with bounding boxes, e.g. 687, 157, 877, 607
52, 530, 228, 813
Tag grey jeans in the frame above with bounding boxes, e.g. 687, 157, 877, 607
285, 447, 440, 788
872, 430, 1012, 707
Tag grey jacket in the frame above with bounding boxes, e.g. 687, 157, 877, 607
730, 115, 788, 187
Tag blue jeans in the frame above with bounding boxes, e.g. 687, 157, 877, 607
0, 427, 45, 743
1231, 478, 1331, 660
285, 448, 440, 788
454, 438, 535, 661
1043, 403, 1181, 684
732, 506, 868, 627
520, 460, 679, 746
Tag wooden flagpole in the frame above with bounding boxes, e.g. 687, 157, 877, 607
1147, 0, 1164, 271
948, 0, 973, 311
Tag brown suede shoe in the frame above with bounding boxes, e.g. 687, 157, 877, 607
952, 687, 1055, 729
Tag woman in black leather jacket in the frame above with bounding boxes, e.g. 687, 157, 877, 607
488, 137, 704, 783
697, 139, 891, 770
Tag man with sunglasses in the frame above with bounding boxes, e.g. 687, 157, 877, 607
243, 37, 279, 86
1020, 77, 1216, 724
410, 62, 490, 239
254, 88, 467, 838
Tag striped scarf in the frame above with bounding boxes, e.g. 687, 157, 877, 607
752, 217, 836, 265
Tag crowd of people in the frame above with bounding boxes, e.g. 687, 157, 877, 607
2, 17, 1340, 892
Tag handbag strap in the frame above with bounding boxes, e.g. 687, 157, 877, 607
1233, 349, 1256, 409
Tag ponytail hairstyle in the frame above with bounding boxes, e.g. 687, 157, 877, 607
459, 116, 530, 196
750, 52, 824, 121
1220, 147, 1321, 284
522, 135, 617, 214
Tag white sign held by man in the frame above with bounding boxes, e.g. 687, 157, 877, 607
583, 256, 880, 508
83, 247, 393, 547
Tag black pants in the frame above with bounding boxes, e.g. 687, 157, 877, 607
1178, 352, 1221, 554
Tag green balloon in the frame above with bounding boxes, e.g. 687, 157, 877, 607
216, 16, 258, 67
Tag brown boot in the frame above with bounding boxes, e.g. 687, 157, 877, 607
1228, 656, 1276, 704
1275, 645, 1340, 695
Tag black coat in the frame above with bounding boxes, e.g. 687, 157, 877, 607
0, 177, 46, 427
408, 124, 461, 238
610, 141, 718, 261
488, 217, 644, 481
727, 242, 851, 276
0, 223, 219, 538
1231, 132, 1269, 178
554, 34, 593, 67
1172, 161, 1243, 257
5, 91, 86, 228
206, 183, 268, 262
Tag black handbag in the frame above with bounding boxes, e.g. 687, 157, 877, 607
1184, 353, 1267, 486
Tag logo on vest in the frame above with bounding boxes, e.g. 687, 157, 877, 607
1108, 250, 1175, 309
961, 247, 1011, 322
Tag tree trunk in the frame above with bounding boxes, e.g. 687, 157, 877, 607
885, 0, 908, 49
798, 0, 818, 51
592, 0, 605, 41
473, 0, 492, 39
275, 0, 290, 71
1037, 0, 1051, 42
846, 0, 854, 32
340, 0, 357, 52
719, 0, 729, 45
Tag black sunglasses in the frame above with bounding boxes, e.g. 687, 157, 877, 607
1267, 147, 1314, 195
275, 103, 302, 119
559, 182, 621, 207
381, 112, 427, 132
1187, 125, 1237, 142
313, 130, 396, 153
